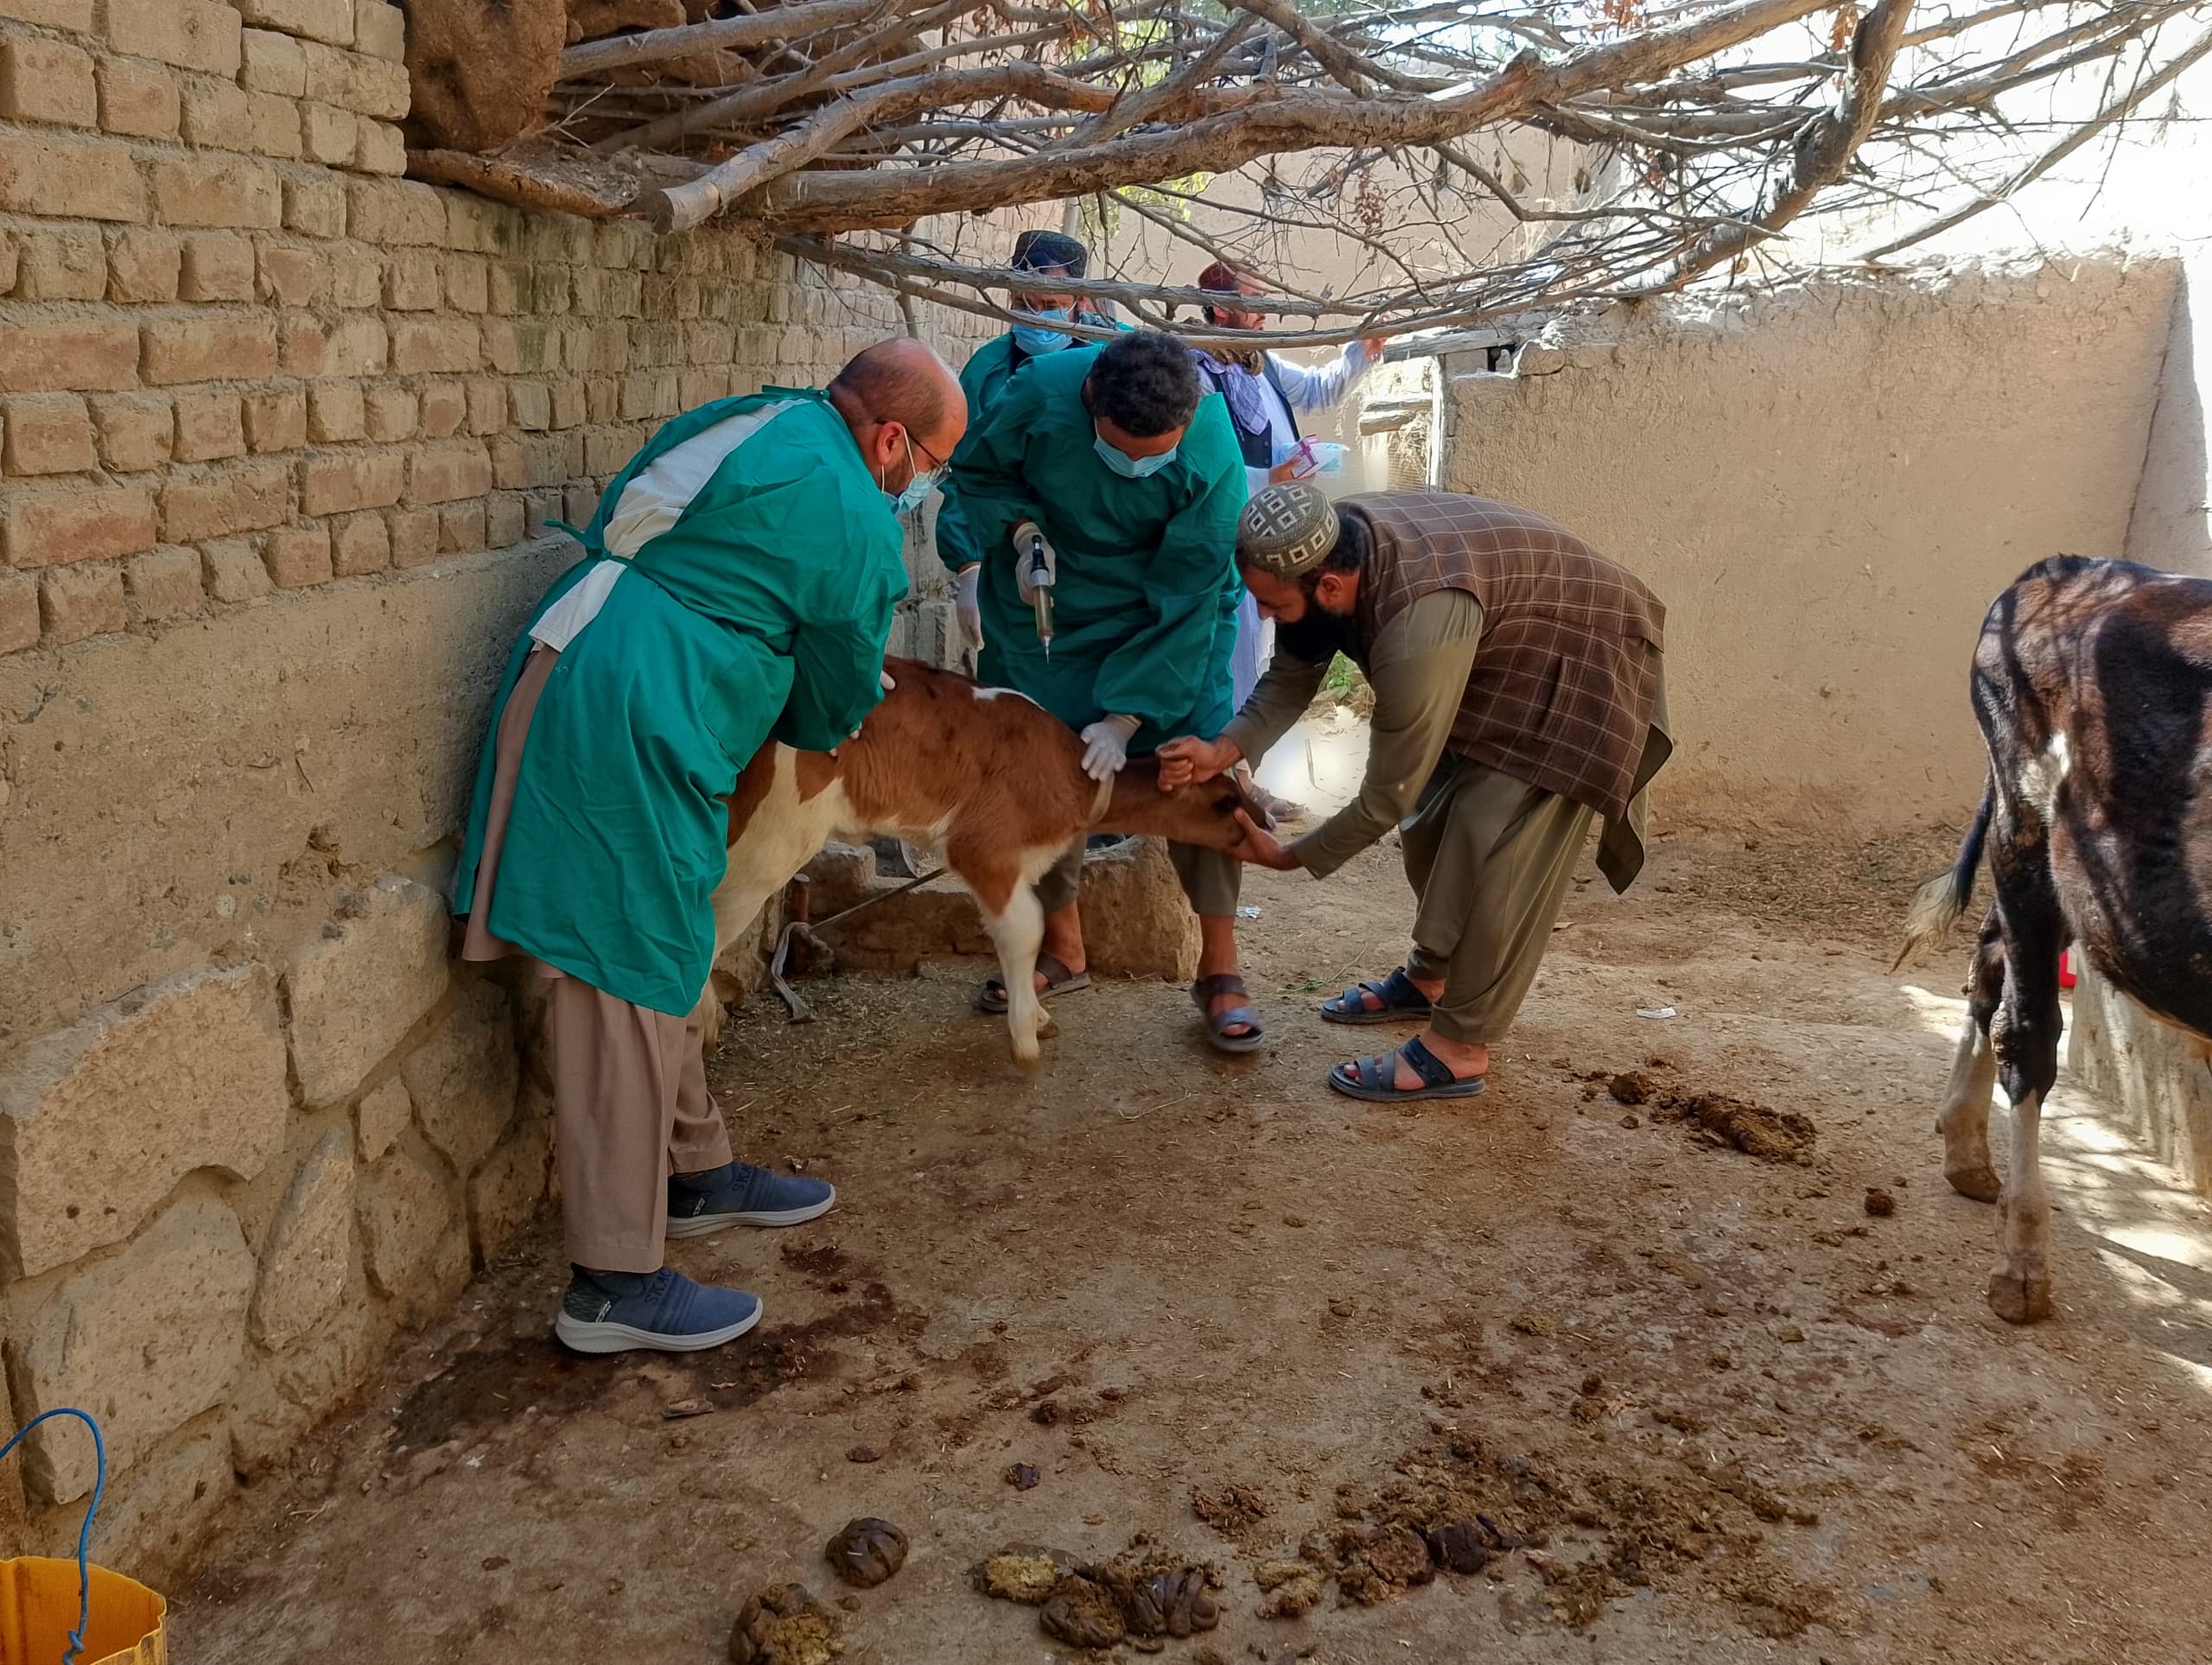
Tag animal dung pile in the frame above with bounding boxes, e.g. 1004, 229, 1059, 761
1253, 1560, 1325, 1618
823, 1518, 907, 1588
1596, 1066, 1816, 1164
1189, 1482, 1269, 1539
727, 1582, 840, 1665
975, 1545, 1222, 1651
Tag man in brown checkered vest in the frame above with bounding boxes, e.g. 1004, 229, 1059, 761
1160, 481, 1671, 1103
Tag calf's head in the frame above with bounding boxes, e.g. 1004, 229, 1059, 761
1101, 760, 1273, 847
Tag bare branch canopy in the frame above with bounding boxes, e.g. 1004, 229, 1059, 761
403, 0, 2212, 344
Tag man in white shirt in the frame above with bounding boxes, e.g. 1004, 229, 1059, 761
1191, 262, 1384, 817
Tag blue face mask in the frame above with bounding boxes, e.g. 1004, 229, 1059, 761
883, 434, 938, 515
892, 469, 938, 515
1094, 429, 1177, 480
1011, 309, 1073, 356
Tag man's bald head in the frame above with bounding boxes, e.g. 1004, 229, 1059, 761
829, 337, 966, 491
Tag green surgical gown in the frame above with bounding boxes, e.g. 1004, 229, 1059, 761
451, 390, 907, 1015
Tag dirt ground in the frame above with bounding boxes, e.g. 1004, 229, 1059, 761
176, 825, 2212, 1665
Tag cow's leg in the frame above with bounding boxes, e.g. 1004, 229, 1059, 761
1938, 910, 2005, 1204
956, 841, 1048, 1071
1986, 857, 2065, 1324
702, 752, 837, 1064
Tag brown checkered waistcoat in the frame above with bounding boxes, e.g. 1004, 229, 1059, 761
1347, 492, 1666, 822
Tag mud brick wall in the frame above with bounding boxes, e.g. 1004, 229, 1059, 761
0, 0, 986, 1581
1440, 257, 2179, 834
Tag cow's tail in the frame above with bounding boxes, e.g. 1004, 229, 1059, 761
1891, 782, 1993, 972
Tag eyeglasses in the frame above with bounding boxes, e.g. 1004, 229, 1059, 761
856, 404, 946, 473
906, 429, 950, 472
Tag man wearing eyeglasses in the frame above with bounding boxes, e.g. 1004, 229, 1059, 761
452, 337, 967, 1354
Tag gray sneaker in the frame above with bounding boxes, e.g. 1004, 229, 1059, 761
554, 1266, 763, 1355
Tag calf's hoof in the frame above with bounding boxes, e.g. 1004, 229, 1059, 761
1945, 1162, 2002, 1204
1036, 1013, 1060, 1042
1986, 1264, 2054, 1325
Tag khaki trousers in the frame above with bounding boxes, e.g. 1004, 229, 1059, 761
460, 646, 734, 1274
542, 973, 732, 1273
1399, 756, 1592, 1046
1034, 837, 1242, 917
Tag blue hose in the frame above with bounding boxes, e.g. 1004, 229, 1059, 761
0, 1408, 105, 1665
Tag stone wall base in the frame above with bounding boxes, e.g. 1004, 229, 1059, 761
2069, 966, 2212, 1198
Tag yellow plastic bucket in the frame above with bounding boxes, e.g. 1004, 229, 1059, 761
0, 1557, 164, 1665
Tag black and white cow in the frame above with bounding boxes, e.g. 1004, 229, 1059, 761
1897, 555, 2212, 1324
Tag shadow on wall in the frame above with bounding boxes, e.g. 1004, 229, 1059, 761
2126, 260, 2212, 575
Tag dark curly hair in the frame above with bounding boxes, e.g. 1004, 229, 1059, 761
1084, 329, 1201, 438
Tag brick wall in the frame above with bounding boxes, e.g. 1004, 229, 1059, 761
0, 1, 978, 657
0, 0, 986, 1580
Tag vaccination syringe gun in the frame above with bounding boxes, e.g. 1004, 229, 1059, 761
1014, 520, 1055, 660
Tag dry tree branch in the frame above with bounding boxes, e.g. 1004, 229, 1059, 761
1067, 13, 1262, 147
756, 0, 1840, 229
410, 0, 2205, 346
1861, 20, 2212, 257
1648, 0, 1918, 286
560, 0, 911, 79
643, 57, 1122, 232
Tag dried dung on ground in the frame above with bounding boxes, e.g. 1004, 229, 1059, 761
1191, 1482, 1268, 1540
1594, 1067, 1815, 1164
1656, 1092, 1817, 1163
1314, 1427, 1832, 1636
727, 1583, 840, 1665
977, 1544, 1223, 1649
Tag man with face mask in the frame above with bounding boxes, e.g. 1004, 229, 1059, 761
1191, 262, 1387, 821
949, 329, 1261, 1051
452, 338, 967, 1353
936, 230, 1124, 657
1160, 483, 1672, 1101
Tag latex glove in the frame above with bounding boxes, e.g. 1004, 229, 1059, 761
1012, 520, 1057, 602
1078, 714, 1141, 783
954, 563, 984, 651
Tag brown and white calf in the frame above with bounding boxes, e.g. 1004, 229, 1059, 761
1897, 556, 2212, 1323
708, 656, 1263, 1067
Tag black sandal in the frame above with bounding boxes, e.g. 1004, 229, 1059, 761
1192, 973, 1265, 1054
1320, 967, 1433, 1026
1327, 1037, 1486, 1102
976, 952, 1092, 1014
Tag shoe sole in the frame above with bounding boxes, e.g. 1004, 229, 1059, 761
665, 1186, 837, 1239
554, 1303, 763, 1355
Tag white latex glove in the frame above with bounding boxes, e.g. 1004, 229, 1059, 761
1012, 520, 1057, 602
1078, 714, 1141, 783
954, 563, 984, 651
